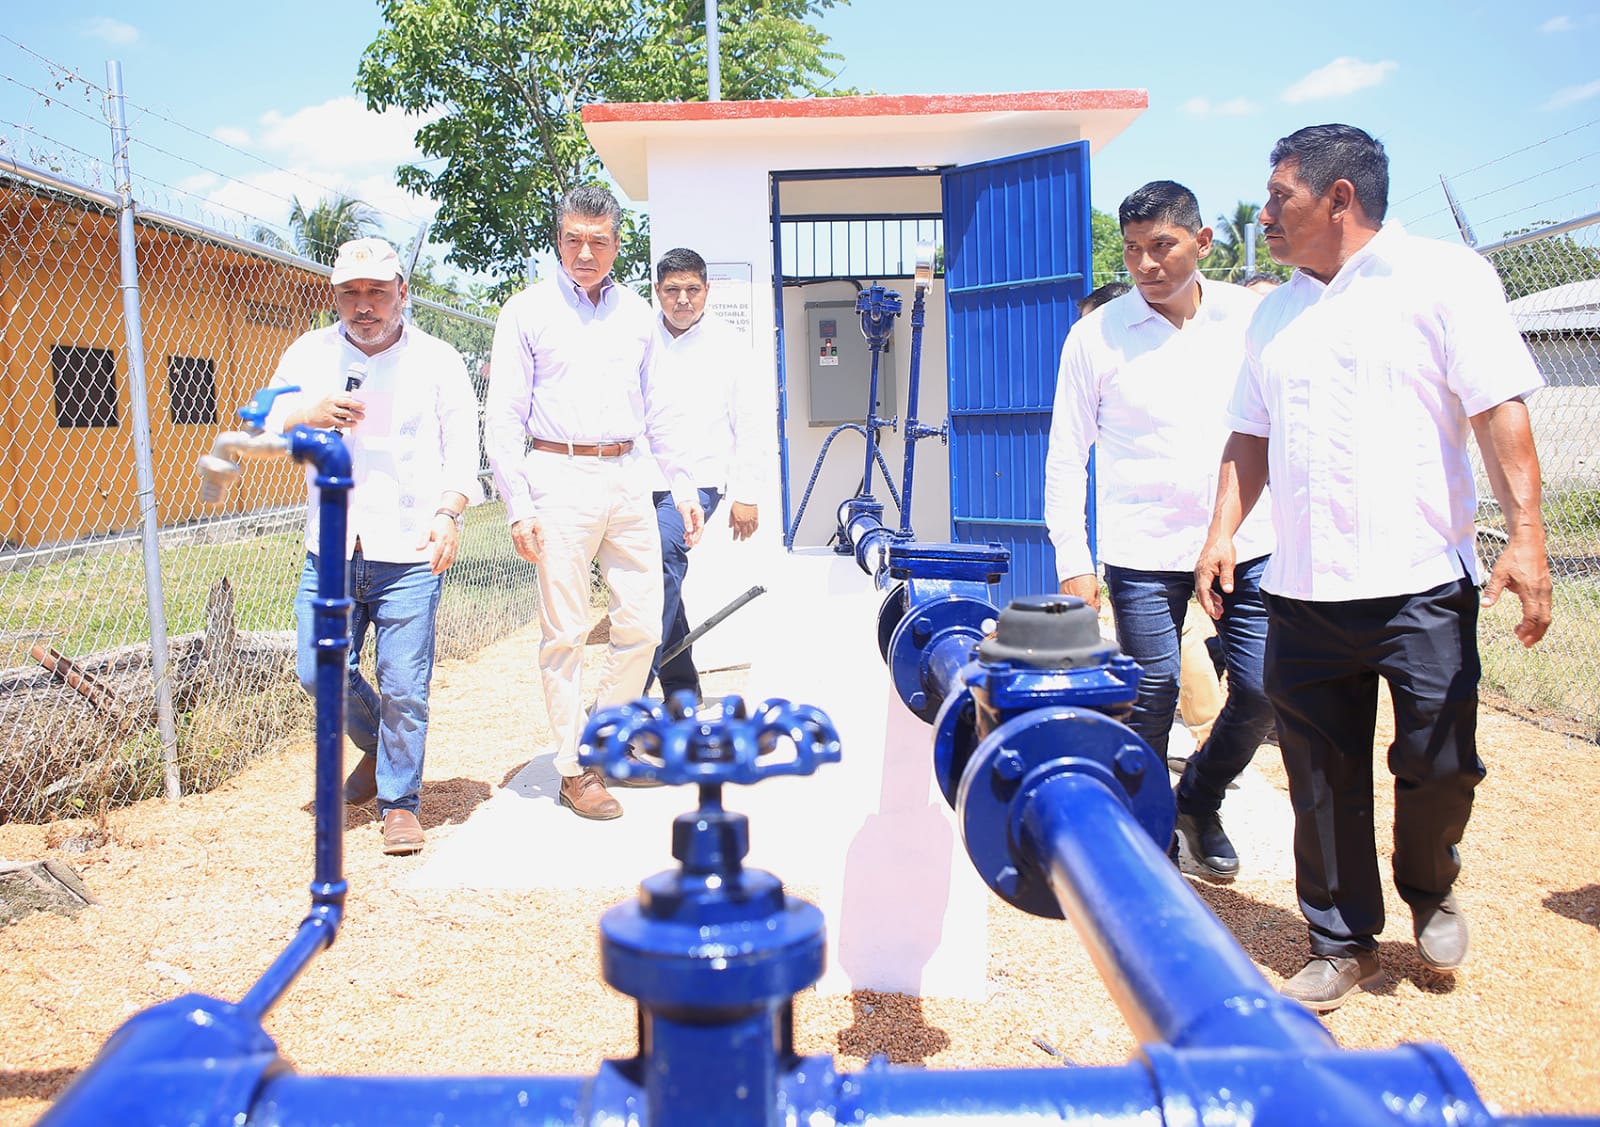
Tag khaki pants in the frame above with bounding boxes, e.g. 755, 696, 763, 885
525, 448, 664, 776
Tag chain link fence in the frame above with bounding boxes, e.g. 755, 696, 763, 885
0, 161, 531, 824
1474, 214, 1600, 737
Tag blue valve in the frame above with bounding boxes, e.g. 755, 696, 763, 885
581, 693, 840, 788
236, 385, 300, 432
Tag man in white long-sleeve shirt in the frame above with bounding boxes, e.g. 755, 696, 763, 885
484, 186, 704, 820
645, 247, 766, 705
1043, 180, 1276, 881
268, 237, 480, 856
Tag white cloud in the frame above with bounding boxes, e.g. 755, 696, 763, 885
1543, 78, 1600, 110
211, 126, 252, 148
81, 17, 139, 46
195, 97, 443, 237
1540, 15, 1574, 33
1281, 57, 1398, 104
1181, 96, 1258, 117
252, 96, 436, 171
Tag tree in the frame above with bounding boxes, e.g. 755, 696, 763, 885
252, 193, 382, 266
1089, 208, 1126, 285
356, 0, 852, 289
1207, 202, 1290, 284
1487, 226, 1600, 302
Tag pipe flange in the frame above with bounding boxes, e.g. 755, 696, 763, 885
930, 685, 979, 809
956, 707, 1170, 918
886, 595, 992, 721
876, 583, 909, 663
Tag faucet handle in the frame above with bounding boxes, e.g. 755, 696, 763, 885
236, 385, 301, 433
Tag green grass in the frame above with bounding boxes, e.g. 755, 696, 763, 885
1477, 577, 1600, 736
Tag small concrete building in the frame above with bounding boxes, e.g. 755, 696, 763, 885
581, 91, 1148, 996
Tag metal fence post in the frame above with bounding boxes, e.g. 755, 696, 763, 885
105, 59, 180, 799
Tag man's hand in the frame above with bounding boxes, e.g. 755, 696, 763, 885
293, 393, 365, 431
678, 501, 705, 549
1059, 573, 1101, 612
510, 516, 545, 564
729, 502, 759, 541
1481, 534, 1552, 647
1194, 534, 1237, 620
417, 512, 461, 575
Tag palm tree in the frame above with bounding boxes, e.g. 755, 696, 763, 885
1205, 202, 1259, 283
251, 193, 381, 266
286, 194, 382, 266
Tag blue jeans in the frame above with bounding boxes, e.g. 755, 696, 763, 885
1103, 555, 1274, 816
295, 549, 442, 816
650, 487, 721, 699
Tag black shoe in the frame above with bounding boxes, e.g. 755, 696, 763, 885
1413, 893, 1469, 970
1281, 952, 1382, 1012
1174, 811, 1240, 881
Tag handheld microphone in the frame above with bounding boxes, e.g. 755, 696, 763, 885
335, 363, 366, 434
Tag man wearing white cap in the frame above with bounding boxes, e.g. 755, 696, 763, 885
266, 236, 481, 856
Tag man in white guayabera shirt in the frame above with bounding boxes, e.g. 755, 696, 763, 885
1045, 180, 1276, 884
485, 186, 703, 821
268, 237, 480, 857
1197, 124, 1550, 1013
643, 247, 766, 709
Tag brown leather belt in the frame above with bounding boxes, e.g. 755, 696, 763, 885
529, 436, 634, 458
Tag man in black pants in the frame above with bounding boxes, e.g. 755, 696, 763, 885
1196, 124, 1551, 1012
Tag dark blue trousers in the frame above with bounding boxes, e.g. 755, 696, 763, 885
650, 487, 721, 700
1263, 578, 1484, 957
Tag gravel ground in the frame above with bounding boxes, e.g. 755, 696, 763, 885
1, 621, 1597, 1123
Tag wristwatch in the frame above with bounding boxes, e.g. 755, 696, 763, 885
434, 506, 464, 528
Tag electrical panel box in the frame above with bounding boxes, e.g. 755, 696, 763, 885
805, 300, 895, 427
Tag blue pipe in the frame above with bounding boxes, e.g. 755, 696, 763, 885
1022, 771, 1332, 1051
238, 425, 352, 1020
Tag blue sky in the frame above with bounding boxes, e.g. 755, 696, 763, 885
3, 0, 1597, 272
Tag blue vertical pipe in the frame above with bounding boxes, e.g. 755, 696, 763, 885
237, 426, 352, 1021
1021, 771, 1333, 1052
896, 283, 929, 536
858, 332, 886, 500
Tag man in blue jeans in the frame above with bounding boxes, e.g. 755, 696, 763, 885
645, 248, 764, 707
269, 237, 481, 855
1044, 180, 1276, 880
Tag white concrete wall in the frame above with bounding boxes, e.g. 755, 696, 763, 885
642, 135, 1035, 670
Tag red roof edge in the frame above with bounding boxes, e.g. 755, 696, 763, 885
582, 90, 1148, 125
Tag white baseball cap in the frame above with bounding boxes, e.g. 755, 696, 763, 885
330, 238, 402, 286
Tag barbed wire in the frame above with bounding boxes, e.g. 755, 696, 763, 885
0, 35, 428, 242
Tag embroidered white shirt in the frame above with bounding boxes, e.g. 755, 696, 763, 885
1045, 278, 1274, 581
1227, 222, 1544, 601
645, 312, 768, 502
267, 321, 480, 564
484, 269, 693, 522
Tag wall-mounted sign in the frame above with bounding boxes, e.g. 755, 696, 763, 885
707, 261, 755, 345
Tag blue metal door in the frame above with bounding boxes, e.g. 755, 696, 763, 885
942, 142, 1092, 606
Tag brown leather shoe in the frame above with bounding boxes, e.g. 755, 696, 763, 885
560, 768, 623, 820
344, 753, 377, 806
381, 808, 425, 855
1280, 952, 1382, 1012
1413, 893, 1469, 970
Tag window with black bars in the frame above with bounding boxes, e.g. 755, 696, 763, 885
49, 345, 119, 428
167, 355, 219, 425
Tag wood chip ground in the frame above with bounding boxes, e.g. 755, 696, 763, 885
1, 621, 1596, 1121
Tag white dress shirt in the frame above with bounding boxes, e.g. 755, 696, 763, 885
1227, 222, 1544, 601
267, 321, 481, 564
484, 268, 694, 522
1045, 278, 1274, 581
645, 311, 767, 502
